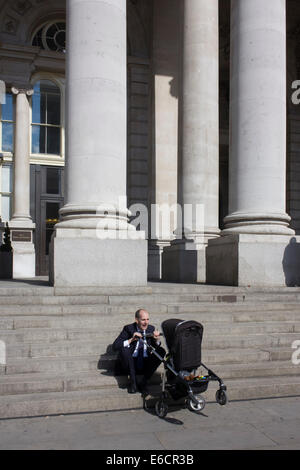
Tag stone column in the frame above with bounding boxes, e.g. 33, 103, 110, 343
207, 0, 300, 287
148, 0, 180, 280
50, 0, 147, 287
224, 0, 292, 235
162, 0, 220, 282
9, 86, 35, 278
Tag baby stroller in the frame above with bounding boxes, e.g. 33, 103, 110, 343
144, 319, 227, 418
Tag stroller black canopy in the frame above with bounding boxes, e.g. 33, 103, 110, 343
162, 319, 204, 371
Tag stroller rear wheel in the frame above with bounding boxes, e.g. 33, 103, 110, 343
186, 394, 205, 413
155, 399, 168, 418
216, 389, 228, 406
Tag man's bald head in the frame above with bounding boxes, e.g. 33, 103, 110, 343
135, 309, 150, 330
135, 309, 148, 319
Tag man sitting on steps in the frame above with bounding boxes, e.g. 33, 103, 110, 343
112, 309, 165, 394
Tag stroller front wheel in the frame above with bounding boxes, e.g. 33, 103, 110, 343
186, 395, 206, 413
155, 399, 168, 418
216, 389, 228, 406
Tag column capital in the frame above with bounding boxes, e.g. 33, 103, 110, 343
11, 86, 33, 96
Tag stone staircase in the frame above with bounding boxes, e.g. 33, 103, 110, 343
0, 281, 300, 418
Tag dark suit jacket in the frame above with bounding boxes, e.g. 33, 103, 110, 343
112, 322, 157, 354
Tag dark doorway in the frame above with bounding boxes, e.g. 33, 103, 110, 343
31, 165, 64, 276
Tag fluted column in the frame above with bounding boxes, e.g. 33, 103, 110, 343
207, 0, 300, 287
181, 0, 220, 241
224, 0, 293, 235
50, 0, 147, 287
163, 0, 219, 282
11, 87, 33, 223
59, 0, 130, 228
148, 0, 180, 280
9, 86, 35, 278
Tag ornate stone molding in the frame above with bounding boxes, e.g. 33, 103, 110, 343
0, 0, 66, 42
3, 15, 19, 35
11, 1, 33, 16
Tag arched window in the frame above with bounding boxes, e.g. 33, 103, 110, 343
31, 80, 61, 156
32, 22, 66, 53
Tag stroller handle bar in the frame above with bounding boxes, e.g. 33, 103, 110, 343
145, 332, 164, 338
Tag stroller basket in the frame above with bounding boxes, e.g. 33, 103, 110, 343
167, 375, 209, 401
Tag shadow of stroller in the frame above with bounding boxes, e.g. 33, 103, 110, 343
143, 402, 185, 424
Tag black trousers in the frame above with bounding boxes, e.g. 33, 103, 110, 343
116, 345, 166, 385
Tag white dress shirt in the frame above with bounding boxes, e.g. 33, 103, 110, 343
123, 329, 148, 357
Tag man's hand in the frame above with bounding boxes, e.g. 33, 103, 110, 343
129, 332, 142, 344
153, 330, 160, 341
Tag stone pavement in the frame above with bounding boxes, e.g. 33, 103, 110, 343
0, 396, 300, 450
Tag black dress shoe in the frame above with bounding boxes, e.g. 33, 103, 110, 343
128, 382, 137, 394
140, 385, 149, 396
138, 378, 149, 395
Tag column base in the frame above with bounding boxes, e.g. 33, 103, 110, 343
162, 240, 206, 283
206, 234, 300, 287
9, 221, 35, 279
49, 236, 148, 287
148, 240, 171, 281
223, 211, 294, 236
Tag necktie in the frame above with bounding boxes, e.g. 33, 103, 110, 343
136, 331, 146, 371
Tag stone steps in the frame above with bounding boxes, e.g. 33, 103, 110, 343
1, 282, 300, 296
2, 345, 296, 376
0, 375, 300, 419
0, 360, 299, 397
3, 355, 99, 375
1, 320, 300, 343
1, 311, 300, 336
2, 332, 300, 359
0, 286, 152, 297
150, 284, 300, 293
0, 304, 299, 324
0, 282, 299, 418
1, 290, 300, 305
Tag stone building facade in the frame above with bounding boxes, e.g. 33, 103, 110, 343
0, 0, 300, 286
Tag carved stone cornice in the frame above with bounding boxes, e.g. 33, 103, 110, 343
0, 42, 65, 86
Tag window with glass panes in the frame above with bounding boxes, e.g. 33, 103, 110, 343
0, 164, 13, 222
1, 92, 14, 153
31, 80, 61, 155
0, 93, 14, 222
